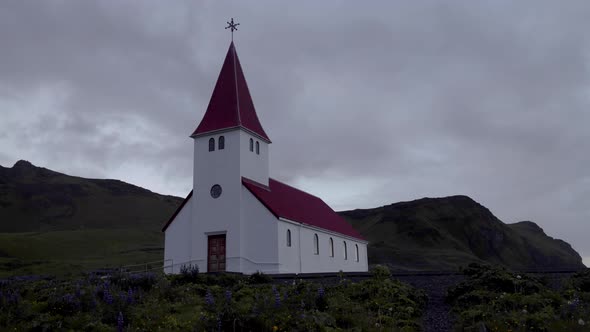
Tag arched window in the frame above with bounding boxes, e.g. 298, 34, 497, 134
208, 138, 215, 152
355, 244, 359, 262
313, 234, 319, 255
218, 136, 225, 150
256, 141, 260, 155
286, 229, 291, 247
329, 238, 334, 257
249, 138, 253, 152
343, 241, 348, 260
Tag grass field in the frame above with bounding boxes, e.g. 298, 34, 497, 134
0, 229, 164, 277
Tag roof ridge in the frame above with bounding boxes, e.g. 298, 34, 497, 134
232, 42, 242, 126
269, 177, 323, 201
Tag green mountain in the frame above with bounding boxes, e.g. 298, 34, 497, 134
0, 160, 182, 276
0, 160, 584, 276
340, 196, 585, 271
0, 160, 181, 232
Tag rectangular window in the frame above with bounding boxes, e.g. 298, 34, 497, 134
313, 234, 319, 255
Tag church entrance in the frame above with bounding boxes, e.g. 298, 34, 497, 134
207, 234, 226, 272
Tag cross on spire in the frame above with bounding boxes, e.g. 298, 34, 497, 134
225, 18, 240, 42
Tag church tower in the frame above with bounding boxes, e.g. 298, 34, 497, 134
188, 42, 271, 272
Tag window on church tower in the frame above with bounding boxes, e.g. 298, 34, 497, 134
249, 138, 253, 151
329, 238, 334, 257
218, 136, 225, 150
313, 234, 319, 255
343, 241, 347, 260
355, 244, 359, 262
286, 229, 291, 247
256, 141, 260, 155
209, 138, 215, 151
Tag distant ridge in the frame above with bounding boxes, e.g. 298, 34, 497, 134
0, 160, 182, 232
339, 195, 585, 271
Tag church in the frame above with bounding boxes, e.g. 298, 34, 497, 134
162, 40, 368, 274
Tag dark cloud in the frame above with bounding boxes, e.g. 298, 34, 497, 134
0, 1, 588, 264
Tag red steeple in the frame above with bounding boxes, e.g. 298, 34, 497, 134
191, 42, 270, 142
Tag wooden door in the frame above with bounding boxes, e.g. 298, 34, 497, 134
207, 234, 226, 272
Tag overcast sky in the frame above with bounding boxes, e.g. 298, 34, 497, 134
1, 1, 589, 265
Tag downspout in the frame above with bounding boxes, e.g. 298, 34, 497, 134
298, 225, 302, 273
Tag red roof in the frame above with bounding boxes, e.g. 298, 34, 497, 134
163, 180, 365, 241
191, 42, 270, 142
242, 177, 365, 240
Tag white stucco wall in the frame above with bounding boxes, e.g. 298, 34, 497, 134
192, 130, 242, 272
278, 219, 369, 273
163, 195, 192, 273
240, 186, 279, 274
239, 130, 269, 186
277, 221, 301, 273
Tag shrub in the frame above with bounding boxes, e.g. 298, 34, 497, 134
1, 269, 427, 331
371, 264, 391, 280
248, 271, 273, 284
175, 264, 200, 284
447, 264, 590, 332
569, 269, 590, 292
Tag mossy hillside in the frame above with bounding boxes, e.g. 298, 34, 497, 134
340, 196, 585, 271
0, 160, 181, 233
0, 160, 175, 276
0, 229, 163, 277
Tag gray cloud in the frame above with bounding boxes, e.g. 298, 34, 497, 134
0, 1, 589, 264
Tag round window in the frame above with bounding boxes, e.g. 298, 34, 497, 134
210, 184, 222, 198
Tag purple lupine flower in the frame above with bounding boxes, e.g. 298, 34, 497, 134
569, 297, 580, 308
317, 286, 325, 298
117, 311, 124, 332
127, 288, 134, 304
103, 288, 113, 305
75, 283, 82, 298
217, 315, 222, 332
225, 289, 232, 302
272, 286, 281, 307
205, 289, 215, 306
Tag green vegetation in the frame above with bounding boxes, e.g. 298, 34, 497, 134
0, 268, 426, 331
340, 196, 585, 271
0, 160, 176, 277
0, 229, 163, 277
447, 263, 590, 331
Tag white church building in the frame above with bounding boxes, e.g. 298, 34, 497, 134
162, 42, 368, 274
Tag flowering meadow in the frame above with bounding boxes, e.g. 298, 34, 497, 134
0, 266, 426, 331
447, 264, 590, 332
